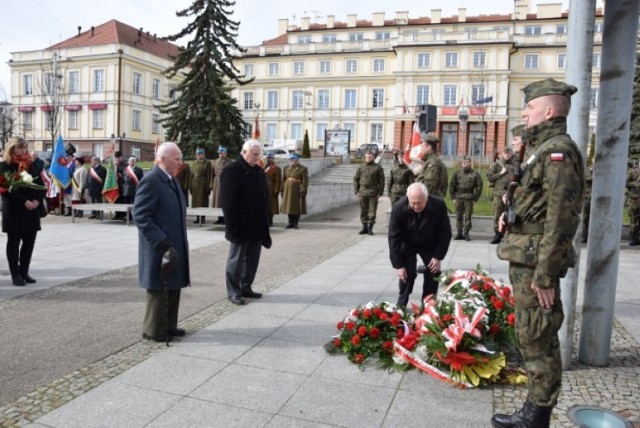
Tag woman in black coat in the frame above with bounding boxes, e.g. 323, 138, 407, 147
0, 137, 45, 286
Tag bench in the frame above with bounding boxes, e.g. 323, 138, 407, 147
72, 203, 134, 226
186, 207, 224, 226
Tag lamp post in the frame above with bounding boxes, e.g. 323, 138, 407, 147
458, 106, 468, 162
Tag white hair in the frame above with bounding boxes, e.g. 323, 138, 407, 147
242, 139, 262, 154
156, 142, 181, 162
128, 157, 137, 163
407, 182, 429, 198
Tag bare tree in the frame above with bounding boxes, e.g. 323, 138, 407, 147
37, 51, 70, 146
0, 102, 21, 151
468, 62, 499, 169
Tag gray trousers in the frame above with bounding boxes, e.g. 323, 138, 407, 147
225, 241, 262, 298
143, 289, 181, 337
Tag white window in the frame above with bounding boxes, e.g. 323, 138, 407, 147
68, 71, 79, 94
472, 85, 486, 104
243, 92, 254, 110
92, 109, 104, 129
132, 110, 141, 131
372, 89, 384, 108
592, 53, 601, 68
45, 111, 54, 129
291, 123, 302, 140
319, 60, 331, 74
133, 72, 142, 95
591, 88, 598, 109
349, 33, 363, 41
293, 61, 305, 75
317, 90, 330, 109
292, 90, 304, 110
524, 25, 542, 35
443, 85, 457, 106
445, 52, 458, 67
344, 89, 357, 109
93, 69, 104, 92
244, 64, 254, 76
266, 123, 277, 141
297, 35, 311, 44
152, 113, 160, 134
316, 123, 328, 141
23, 75, 33, 96
373, 58, 385, 72
594, 22, 603, 33
417, 53, 431, 68
22, 111, 33, 130
343, 123, 355, 140
68, 110, 78, 129
346, 59, 358, 73
267, 91, 278, 110
556, 24, 567, 34
472, 52, 486, 67
524, 54, 539, 69
322, 34, 337, 42
44, 72, 54, 95
557, 53, 566, 69
370, 123, 383, 142
416, 85, 430, 105
375, 31, 390, 40
268, 63, 279, 76
153, 78, 161, 99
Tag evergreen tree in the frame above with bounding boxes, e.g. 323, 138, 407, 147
630, 52, 640, 162
302, 129, 311, 158
159, 0, 252, 157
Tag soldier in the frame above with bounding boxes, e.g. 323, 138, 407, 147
353, 151, 385, 235
626, 160, 640, 246
281, 153, 308, 229
190, 147, 212, 224
264, 152, 282, 226
175, 162, 191, 206
494, 78, 584, 428
387, 151, 414, 206
415, 135, 448, 198
486, 128, 519, 244
211, 146, 232, 225
449, 156, 483, 241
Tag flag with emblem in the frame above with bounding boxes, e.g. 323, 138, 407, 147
102, 150, 120, 203
49, 135, 71, 189
404, 122, 424, 174
550, 152, 564, 162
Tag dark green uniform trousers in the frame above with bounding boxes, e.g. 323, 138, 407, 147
143, 289, 181, 337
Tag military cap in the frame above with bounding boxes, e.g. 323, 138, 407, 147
195, 148, 205, 155
289, 152, 300, 160
522, 78, 577, 103
218, 146, 227, 153
422, 134, 440, 148
266, 152, 274, 158
462, 156, 471, 162
511, 124, 525, 137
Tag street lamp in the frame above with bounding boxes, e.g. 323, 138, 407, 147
458, 106, 469, 160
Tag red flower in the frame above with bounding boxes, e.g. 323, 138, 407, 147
346, 321, 355, 331
442, 313, 453, 323
363, 309, 371, 319
435, 350, 477, 372
488, 323, 500, 335
333, 338, 342, 347
396, 328, 405, 338
471, 284, 481, 291
373, 307, 382, 316
354, 353, 365, 364
351, 335, 361, 345
378, 312, 389, 321
358, 326, 368, 336
502, 287, 511, 298
352, 309, 359, 317
382, 340, 393, 350
507, 313, 516, 326
336, 321, 344, 330
370, 327, 380, 339
484, 283, 492, 291
493, 299, 505, 310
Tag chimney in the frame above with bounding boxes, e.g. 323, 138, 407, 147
77, 26, 82, 36
91, 26, 95, 36
537, 3, 562, 19
395, 11, 409, 25
372, 12, 385, 26
138, 27, 143, 42
146, 31, 150, 40
431, 9, 441, 24
153, 33, 157, 42
458, 8, 467, 22
278, 18, 289, 35
347, 14, 357, 28
327, 15, 335, 29
301, 16, 310, 30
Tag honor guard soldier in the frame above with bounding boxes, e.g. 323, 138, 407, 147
415, 135, 448, 198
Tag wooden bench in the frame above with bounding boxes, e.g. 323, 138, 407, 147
72, 203, 134, 226
186, 207, 224, 226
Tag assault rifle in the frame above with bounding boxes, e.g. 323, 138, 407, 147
504, 135, 528, 230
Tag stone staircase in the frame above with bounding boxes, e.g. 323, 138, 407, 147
311, 156, 395, 184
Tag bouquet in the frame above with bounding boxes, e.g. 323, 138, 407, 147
0, 170, 46, 194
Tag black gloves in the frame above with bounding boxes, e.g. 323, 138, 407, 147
160, 246, 179, 284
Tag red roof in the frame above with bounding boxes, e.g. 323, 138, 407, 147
50, 19, 180, 61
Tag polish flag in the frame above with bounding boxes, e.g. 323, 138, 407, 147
402, 97, 409, 115
404, 122, 424, 174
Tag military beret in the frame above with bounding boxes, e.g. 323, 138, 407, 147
503, 147, 513, 154
423, 134, 440, 143
289, 153, 300, 160
195, 148, 205, 155
462, 156, 471, 161
218, 146, 227, 153
522, 78, 577, 103
511, 124, 525, 137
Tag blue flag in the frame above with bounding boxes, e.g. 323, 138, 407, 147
50, 135, 71, 189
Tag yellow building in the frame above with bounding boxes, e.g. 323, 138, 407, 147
232, 1, 603, 159
8, 20, 181, 161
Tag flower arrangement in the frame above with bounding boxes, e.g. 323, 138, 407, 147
327, 267, 523, 388
0, 170, 46, 194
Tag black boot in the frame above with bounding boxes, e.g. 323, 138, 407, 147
490, 231, 503, 245
64, 207, 72, 216
464, 230, 471, 241
454, 229, 464, 240
367, 224, 374, 235
630, 233, 639, 246
358, 223, 368, 235
12, 274, 26, 286
286, 215, 295, 229
492, 399, 535, 428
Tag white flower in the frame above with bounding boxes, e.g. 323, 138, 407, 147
392, 354, 408, 365
20, 171, 33, 183
365, 301, 376, 310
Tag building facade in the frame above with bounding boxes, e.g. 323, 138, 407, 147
8, 20, 181, 161
232, 0, 604, 160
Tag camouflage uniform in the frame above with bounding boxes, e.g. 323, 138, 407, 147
497, 115, 584, 409
626, 165, 640, 245
387, 163, 414, 206
449, 164, 483, 238
582, 166, 593, 243
416, 152, 448, 198
487, 156, 515, 236
353, 160, 385, 231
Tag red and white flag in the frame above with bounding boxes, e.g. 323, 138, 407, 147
252, 114, 261, 140
402, 97, 409, 115
404, 122, 424, 174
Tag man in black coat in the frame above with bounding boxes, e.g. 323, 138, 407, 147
388, 182, 452, 308
220, 139, 272, 305
86, 156, 106, 219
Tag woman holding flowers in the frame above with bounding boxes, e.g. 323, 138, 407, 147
0, 137, 45, 286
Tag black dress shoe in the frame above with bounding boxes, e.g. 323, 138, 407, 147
142, 333, 173, 342
168, 328, 186, 337
21, 274, 36, 284
241, 290, 263, 299
285, 223, 294, 229
88, 215, 97, 219
228, 295, 245, 305
12, 275, 25, 286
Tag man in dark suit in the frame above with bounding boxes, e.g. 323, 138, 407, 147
133, 142, 190, 342
87, 156, 106, 219
220, 139, 272, 305
388, 182, 452, 308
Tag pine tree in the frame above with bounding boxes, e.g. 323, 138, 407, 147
158, 0, 253, 157
630, 52, 640, 163
302, 130, 311, 158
